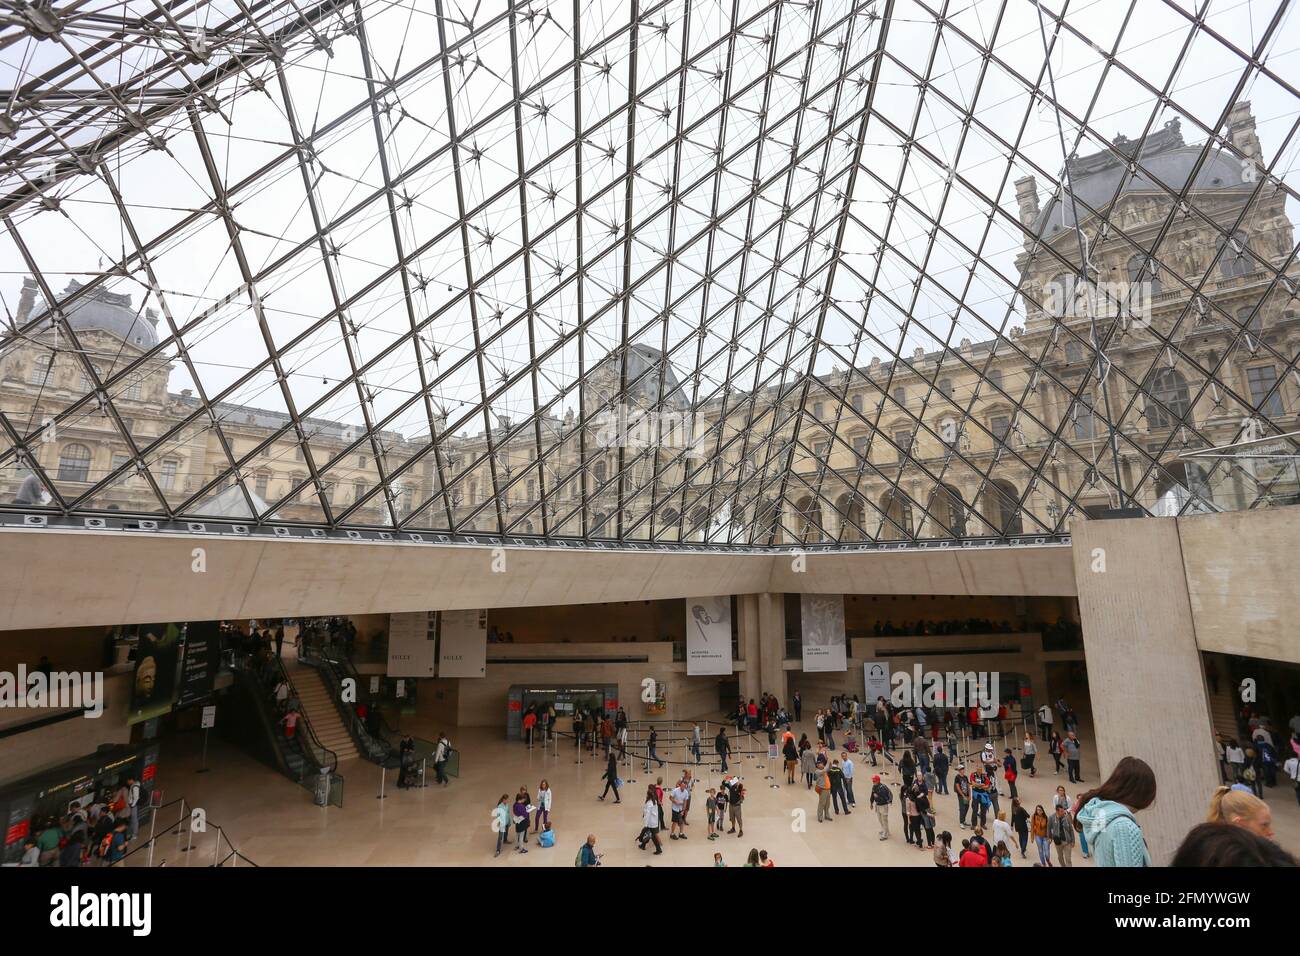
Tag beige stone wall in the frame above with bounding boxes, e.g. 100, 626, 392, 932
1178, 507, 1300, 664
1071, 517, 1221, 865
0, 668, 133, 788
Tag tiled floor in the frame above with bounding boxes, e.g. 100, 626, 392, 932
148, 710, 1300, 867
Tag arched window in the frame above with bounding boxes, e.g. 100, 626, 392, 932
1218, 230, 1256, 278
1147, 369, 1192, 428
57, 443, 92, 483
984, 479, 1023, 535
878, 489, 913, 541
932, 484, 966, 537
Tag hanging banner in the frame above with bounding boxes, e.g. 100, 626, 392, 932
800, 594, 846, 672
439, 609, 487, 678
387, 611, 436, 677
177, 621, 220, 708
863, 661, 890, 704
685, 596, 733, 676
128, 622, 183, 724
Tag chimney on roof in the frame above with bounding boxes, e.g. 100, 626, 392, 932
16, 277, 41, 324
1224, 100, 1261, 163
1014, 176, 1040, 233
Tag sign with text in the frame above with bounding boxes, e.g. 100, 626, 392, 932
863, 661, 890, 703
801, 594, 846, 672
387, 611, 436, 677
439, 609, 487, 678
685, 596, 733, 676
177, 621, 220, 707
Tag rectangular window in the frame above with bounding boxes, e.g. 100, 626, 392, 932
894, 429, 913, 461
111, 453, 131, 475
1246, 365, 1284, 417
893, 387, 906, 406
359, 455, 368, 469
851, 394, 864, 413
852, 434, 869, 456
1073, 399, 1096, 440
990, 415, 1011, 442
29, 355, 53, 386
255, 474, 270, 499
354, 481, 368, 503
813, 402, 825, 419
159, 459, 178, 491
813, 441, 830, 459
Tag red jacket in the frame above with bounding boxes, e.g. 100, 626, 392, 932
959, 845, 988, 867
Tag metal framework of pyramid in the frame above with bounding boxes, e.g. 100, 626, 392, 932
1, 0, 1297, 548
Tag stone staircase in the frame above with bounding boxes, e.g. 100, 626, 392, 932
1207, 683, 1240, 742
289, 666, 359, 762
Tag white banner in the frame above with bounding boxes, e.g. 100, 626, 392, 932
801, 593, 846, 672
685, 596, 733, 676
863, 661, 890, 704
387, 612, 436, 677
439, 609, 488, 678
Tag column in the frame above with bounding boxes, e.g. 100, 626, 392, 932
736, 593, 761, 704
1071, 517, 1220, 865
757, 591, 787, 706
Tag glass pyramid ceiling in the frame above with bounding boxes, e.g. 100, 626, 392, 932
1, 0, 1297, 547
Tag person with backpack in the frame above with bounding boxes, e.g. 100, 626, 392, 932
598, 751, 621, 803
1003, 750, 1019, 800
724, 775, 745, 837
1074, 756, 1156, 867
576, 834, 601, 867
636, 785, 664, 854
868, 775, 891, 839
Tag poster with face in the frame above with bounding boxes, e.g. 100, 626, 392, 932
129, 622, 182, 724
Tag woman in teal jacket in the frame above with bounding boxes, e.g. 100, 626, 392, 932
1075, 756, 1156, 866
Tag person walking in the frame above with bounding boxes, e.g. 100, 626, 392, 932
828, 759, 850, 816
1022, 733, 1038, 777
783, 735, 799, 784
1050, 803, 1076, 867
598, 751, 621, 803
800, 743, 817, 790
1011, 798, 1030, 859
433, 733, 452, 786
1031, 805, 1051, 866
636, 786, 664, 854
1004, 749, 1019, 800
691, 722, 702, 765
715, 727, 731, 774
1048, 730, 1064, 775
1037, 702, 1053, 741
1075, 756, 1157, 867
793, 691, 802, 722
668, 779, 690, 841
869, 775, 892, 839
841, 752, 857, 807
1063, 732, 1083, 783
646, 727, 664, 768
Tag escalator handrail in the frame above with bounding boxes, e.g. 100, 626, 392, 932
310, 642, 394, 763
266, 655, 338, 774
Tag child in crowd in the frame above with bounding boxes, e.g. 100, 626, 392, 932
713, 787, 728, 839
714, 852, 726, 867
705, 788, 718, 841
538, 822, 555, 848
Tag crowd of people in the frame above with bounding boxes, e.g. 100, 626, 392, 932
490, 692, 1300, 869
17, 777, 142, 868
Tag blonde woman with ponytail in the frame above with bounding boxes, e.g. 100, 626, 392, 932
1206, 786, 1274, 840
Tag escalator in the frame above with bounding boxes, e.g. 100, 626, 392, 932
224, 660, 344, 806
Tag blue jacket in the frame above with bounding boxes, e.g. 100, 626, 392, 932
1076, 799, 1150, 867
